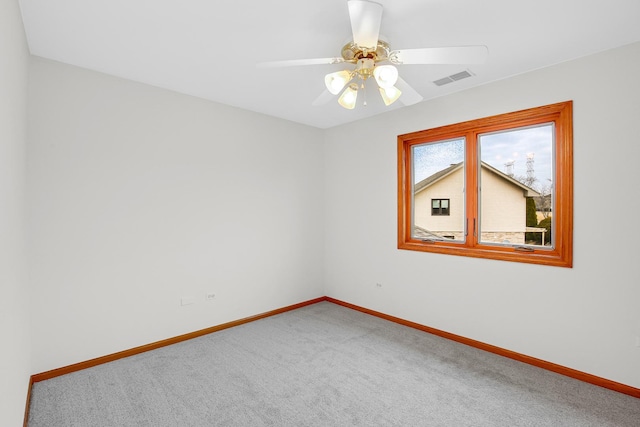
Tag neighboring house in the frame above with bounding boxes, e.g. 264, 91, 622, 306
414, 162, 541, 244
534, 193, 553, 222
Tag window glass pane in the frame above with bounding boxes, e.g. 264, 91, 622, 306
412, 138, 465, 241
479, 124, 554, 247
398, 101, 571, 267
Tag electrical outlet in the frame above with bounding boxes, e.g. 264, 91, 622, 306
206, 293, 216, 300
181, 296, 195, 306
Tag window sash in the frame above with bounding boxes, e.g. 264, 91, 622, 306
397, 101, 573, 268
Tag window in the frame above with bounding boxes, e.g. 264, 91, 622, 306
432, 199, 450, 216
397, 101, 573, 267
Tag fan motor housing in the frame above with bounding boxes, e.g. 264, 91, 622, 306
341, 40, 390, 62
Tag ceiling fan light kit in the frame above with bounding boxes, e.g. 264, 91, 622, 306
373, 65, 398, 88
379, 85, 402, 106
259, 0, 488, 110
338, 84, 359, 109
325, 70, 353, 95
324, 54, 402, 109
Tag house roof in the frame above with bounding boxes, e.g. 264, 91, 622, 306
414, 162, 462, 193
415, 162, 541, 197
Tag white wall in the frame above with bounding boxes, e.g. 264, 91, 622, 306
324, 42, 640, 388
21, 33, 640, 413
27, 57, 325, 373
0, 0, 30, 425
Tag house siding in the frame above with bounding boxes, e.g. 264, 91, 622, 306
414, 167, 528, 243
414, 168, 465, 237
480, 168, 527, 244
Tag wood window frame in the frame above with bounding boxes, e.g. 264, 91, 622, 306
397, 101, 573, 268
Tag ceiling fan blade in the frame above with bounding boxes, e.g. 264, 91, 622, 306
312, 90, 334, 106
395, 77, 423, 106
348, 0, 383, 50
257, 57, 345, 68
390, 46, 489, 65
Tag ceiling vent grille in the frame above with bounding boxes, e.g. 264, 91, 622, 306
433, 70, 474, 86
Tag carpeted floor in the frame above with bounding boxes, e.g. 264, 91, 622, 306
27, 301, 640, 426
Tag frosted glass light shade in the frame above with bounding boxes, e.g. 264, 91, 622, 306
373, 65, 398, 88
379, 85, 401, 106
338, 84, 358, 109
325, 70, 352, 95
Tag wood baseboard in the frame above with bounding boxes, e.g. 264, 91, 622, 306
23, 376, 34, 427
24, 296, 325, 425
24, 294, 638, 427
29, 296, 326, 384
326, 296, 640, 399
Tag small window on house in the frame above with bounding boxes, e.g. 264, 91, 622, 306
431, 199, 450, 216
397, 101, 573, 267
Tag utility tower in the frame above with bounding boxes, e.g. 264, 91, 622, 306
504, 160, 515, 176
526, 153, 535, 184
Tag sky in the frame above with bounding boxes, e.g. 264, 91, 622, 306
413, 123, 554, 192
480, 124, 554, 189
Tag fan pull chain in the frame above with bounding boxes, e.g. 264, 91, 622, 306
362, 80, 367, 106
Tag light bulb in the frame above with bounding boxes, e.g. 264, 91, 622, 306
373, 65, 399, 88
338, 84, 358, 109
379, 85, 401, 106
325, 70, 352, 95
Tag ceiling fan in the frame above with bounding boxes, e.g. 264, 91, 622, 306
258, 0, 488, 109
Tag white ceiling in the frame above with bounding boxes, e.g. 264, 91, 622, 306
19, 0, 640, 129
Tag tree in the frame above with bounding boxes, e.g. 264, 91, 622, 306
525, 197, 539, 243
538, 217, 552, 245
536, 180, 553, 219
514, 173, 538, 189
